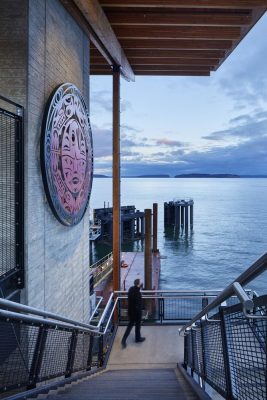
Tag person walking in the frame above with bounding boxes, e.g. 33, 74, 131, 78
121, 278, 146, 349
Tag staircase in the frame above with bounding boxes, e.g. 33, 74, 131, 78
44, 368, 199, 400
40, 326, 200, 400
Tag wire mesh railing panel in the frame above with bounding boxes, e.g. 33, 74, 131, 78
0, 318, 38, 393
163, 297, 204, 320
223, 297, 267, 400
72, 332, 91, 373
39, 328, 72, 380
0, 111, 16, 279
192, 327, 204, 376
202, 320, 227, 397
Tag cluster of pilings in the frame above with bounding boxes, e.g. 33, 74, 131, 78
164, 200, 194, 232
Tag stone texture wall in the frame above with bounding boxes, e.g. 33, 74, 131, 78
0, 0, 90, 322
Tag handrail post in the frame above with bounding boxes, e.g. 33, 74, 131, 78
219, 307, 234, 400
65, 330, 78, 378
98, 325, 104, 367
87, 334, 94, 370
28, 325, 48, 389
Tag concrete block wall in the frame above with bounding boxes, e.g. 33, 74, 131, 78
0, 0, 91, 322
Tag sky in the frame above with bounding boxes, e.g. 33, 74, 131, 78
90, 13, 267, 177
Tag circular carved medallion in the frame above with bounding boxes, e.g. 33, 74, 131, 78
41, 83, 93, 226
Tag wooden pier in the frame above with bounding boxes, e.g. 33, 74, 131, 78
164, 200, 194, 232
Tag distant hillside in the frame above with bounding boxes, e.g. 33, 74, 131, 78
93, 174, 110, 178
174, 173, 240, 178
135, 174, 170, 178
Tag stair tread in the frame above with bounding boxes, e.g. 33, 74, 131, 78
45, 369, 199, 400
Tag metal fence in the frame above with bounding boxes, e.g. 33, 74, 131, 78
0, 298, 115, 398
184, 295, 267, 400
116, 290, 243, 324
0, 95, 24, 295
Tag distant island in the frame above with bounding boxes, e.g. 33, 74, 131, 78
93, 174, 110, 178
174, 173, 240, 178
133, 174, 170, 178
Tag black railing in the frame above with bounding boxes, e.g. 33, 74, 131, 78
115, 290, 243, 324
184, 295, 267, 400
0, 95, 24, 297
0, 297, 116, 399
181, 253, 267, 400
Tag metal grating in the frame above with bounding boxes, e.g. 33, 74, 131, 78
202, 320, 227, 396
0, 97, 24, 292
192, 327, 203, 377
0, 319, 38, 393
39, 328, 72, 380
222, 297, 267, 400
0, 110, 16, 278
72, 332, 91, 372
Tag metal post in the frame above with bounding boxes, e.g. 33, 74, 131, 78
112, 65, 121, 292
144, 209, 152, 290
152, 203, 158, 252
28, 326, 48, 389
65, 330, 78, 378
219, 308, 234, 399
87, 335, 94, 370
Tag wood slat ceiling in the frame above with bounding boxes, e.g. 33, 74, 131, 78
91, 0, 267, 77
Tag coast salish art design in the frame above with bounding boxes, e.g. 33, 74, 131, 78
41, 83, 93, 226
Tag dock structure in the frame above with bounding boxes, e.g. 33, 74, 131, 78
164, 200, 194, 232
93, 205, 144, 243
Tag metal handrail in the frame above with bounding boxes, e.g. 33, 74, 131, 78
0, 297, 99, 332
179, 252, 267, 334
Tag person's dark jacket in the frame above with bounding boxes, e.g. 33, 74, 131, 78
128, 285, 142, 321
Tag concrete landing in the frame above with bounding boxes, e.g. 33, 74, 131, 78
108, 325, 184, 370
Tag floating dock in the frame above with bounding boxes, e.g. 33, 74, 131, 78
94, 251, 160, 301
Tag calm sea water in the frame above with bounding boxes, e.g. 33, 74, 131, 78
90, 178, 267, 295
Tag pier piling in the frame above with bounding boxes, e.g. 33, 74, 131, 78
164, 200, 194, 234
152, 203, 158, 252
144, 209, 152, 290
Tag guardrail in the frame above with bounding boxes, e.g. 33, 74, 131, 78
180, 253, 267, 400
0, 296, 116, 398
90, 252, 113, 287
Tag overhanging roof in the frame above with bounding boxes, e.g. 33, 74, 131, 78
63, 1, 267, 80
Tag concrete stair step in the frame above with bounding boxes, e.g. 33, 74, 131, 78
44, 368, 199, 400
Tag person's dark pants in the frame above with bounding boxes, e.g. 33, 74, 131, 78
122, 318, 141, 343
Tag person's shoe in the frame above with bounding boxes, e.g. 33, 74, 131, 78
135, 337, 146, 343
121, 340, 127, 349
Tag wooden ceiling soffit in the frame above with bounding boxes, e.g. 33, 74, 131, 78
118, 39, 233, 50
113, 26, 241, 40
106, 11, 252, 27
99, 1, 267, 8
95, 0, 267, 76
61, 0, 134, 81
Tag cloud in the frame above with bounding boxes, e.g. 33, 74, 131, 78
215, 16, 267, 108
92, 90, 112, 112
156, 139, 186, 147
203, 111, 267, 141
